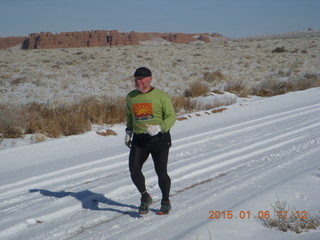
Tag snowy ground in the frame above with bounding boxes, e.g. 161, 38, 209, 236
1, 31, 319, 106
0, 88, 319, 240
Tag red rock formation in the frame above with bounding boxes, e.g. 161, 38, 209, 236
0, 32, 140, 49
160, 32, 195, 43
22, 30, 140, 49
0, 36, 26, 49
0, 30, 223, 50
197, 33, 211, 42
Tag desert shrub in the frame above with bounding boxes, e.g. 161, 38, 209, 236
272, 47, 287, 53
171, 96, 197, 114
171, 95, 235, 115
0, 104, 26, 138
278, 69, 291, 77
252, 79, 295, 97
252, 73, 320, 97
0, 73, 12, 82
26, 103, 91, 138
202, 70, 224, 84
183, 81, 210, 97
196, 98, 236, 112
296, 73, 320, 90
0, 97, 126, 139
11, 77, 27, 86
79, 97, 126, 125
224, 80, 251, 97
265, 198, 320, 233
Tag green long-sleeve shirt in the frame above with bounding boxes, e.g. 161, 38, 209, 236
126, 88, 176, 134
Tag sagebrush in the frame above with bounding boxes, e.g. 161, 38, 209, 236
264, 198, 320, 233
0, 97, 126, 138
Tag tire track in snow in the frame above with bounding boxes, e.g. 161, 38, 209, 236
171, 121, 320, 182
98, 137, 320, 239
56, 105, 320, 206
0, 104, 313, 217
103, 119, 320, 197
0, 153, 128, 197
1, 102, 319, 198
169, 116, 319, 170
1, 102, 320, 239
172, 102, 320, 149
73, 104, 320, 240
1, 105, 319, 200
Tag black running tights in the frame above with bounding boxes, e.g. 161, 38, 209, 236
129, 145, 171, 201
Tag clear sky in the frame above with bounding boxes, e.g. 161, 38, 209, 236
0, 0, 319, 38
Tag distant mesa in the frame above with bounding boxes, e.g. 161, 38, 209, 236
0, 36, 26, 49
0, 30, 223, 50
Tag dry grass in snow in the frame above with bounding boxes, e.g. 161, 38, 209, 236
0, 31, 320, 138
265, 198, 320, 234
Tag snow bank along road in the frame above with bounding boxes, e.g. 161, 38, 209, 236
0, 88, 319, 240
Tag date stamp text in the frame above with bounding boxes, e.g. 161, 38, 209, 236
208, 210, 308, 220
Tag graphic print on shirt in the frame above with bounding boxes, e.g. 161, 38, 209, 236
133, 103, 154, 121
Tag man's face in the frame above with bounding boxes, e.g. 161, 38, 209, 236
135, 76, 152, 93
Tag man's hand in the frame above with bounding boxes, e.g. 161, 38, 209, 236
125, 129, 132, 148
145, 124, 162, 136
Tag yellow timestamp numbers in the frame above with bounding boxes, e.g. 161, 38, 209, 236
208, 210, 308, 220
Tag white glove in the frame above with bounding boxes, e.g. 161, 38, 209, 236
125, 130, 132, 148
145, 124, 162, 136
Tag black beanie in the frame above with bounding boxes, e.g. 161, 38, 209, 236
133, 67, 152, 77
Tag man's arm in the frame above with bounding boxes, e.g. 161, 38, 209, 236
125, 96, 133, 131
160, 94, 176, 133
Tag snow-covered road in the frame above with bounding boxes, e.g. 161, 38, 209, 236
1, 88, 320, 240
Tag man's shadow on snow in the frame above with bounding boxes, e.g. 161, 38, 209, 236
29, 189, 142, 218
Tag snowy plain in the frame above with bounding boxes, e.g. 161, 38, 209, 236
1, 31, 319, 106
0, 87, 320, 240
